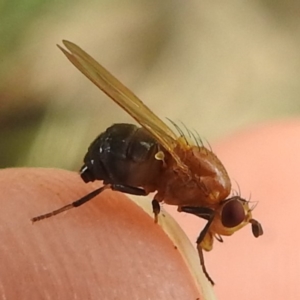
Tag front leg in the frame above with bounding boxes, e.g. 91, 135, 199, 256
180, 206, 215, 285
196, 242, 214, 285
180, 206, 215, 244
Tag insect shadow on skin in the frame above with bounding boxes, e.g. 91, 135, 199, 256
31, 40, 263, 285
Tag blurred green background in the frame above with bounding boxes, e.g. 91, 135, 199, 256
1, 0, 300, 170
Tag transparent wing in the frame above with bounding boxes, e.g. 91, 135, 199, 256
58, 40, 188, 171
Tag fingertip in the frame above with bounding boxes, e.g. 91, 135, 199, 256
1, 168, 205, 299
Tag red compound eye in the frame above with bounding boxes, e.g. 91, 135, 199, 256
221, 198, 245, 228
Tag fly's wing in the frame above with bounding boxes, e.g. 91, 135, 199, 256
58, 40, 188, 171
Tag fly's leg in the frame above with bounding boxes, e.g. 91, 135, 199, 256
110, 184, 147, 196
152, 199, 160, 223
112, 185, 160, 223
197, 243, 214, 285
31, 185, 110, 223
180, 206, 215, 285
112, 184, 160, 222
180, 206, 215, 244
31, 183, 147, 223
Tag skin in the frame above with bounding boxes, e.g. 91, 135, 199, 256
0, 168, 202, 300
1, 119, 299, 299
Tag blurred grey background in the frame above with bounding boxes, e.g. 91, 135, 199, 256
1, 0, 300, 170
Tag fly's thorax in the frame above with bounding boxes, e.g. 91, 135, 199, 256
190, 146, 231, 199
157, 145, 231, 206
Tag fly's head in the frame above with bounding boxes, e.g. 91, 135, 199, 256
213, 196, 263, 238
